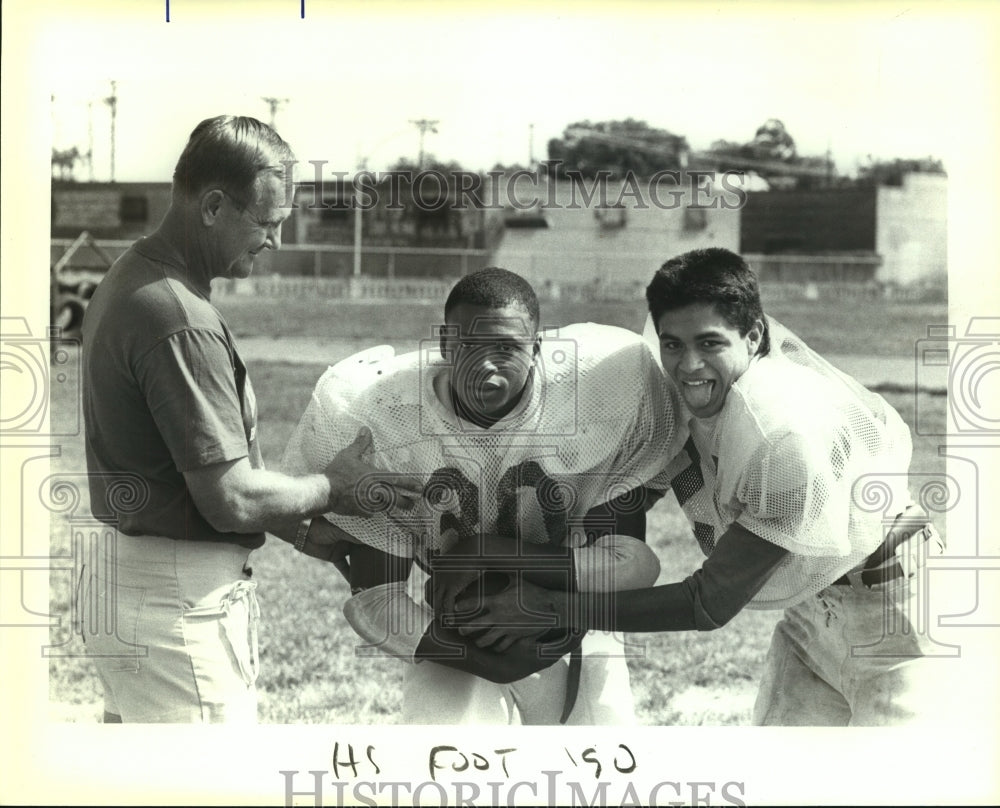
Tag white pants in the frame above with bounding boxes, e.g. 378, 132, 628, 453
78, 533, 259, 723
401, 632, 637, 725
753, 574, 951, 726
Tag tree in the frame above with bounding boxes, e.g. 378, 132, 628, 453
704, 119, 832, 189
51, 147, 81, 181
387, 154, 466, 175
546, 119, 690, 179
749, 118, 796, 161
383, 154, 474, 243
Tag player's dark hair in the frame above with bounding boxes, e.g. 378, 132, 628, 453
445, 267, 540, 325
172, 115, 295, 204
645, 248, 770, 356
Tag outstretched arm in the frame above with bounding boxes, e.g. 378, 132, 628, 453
450, 521, 789, 644
185, 427, 423, 535
430, 487, 662, 616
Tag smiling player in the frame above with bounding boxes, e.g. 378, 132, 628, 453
282, 267, 684, 724
453, 249, 946, 726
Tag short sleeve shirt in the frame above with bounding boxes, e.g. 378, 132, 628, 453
81, 233, 265, 549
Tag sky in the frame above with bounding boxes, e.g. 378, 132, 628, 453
39, 1, 982, 183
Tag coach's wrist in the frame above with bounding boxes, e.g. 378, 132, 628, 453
293, 517, 312, 553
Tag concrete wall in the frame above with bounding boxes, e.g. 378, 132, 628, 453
876, 173, 947, 285
51, 181, 172, 241
740, 187, 877, 254
492, 174, 741, 288
738, 174, 947, 287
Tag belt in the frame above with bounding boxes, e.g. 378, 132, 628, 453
832, 517, 942, 589
560, 646, 583, 724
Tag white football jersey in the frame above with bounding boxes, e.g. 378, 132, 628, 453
659, 317, 914, 609
284, 323, 682, 568
285, 322, 683, 724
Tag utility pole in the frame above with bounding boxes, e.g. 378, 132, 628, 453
354, 150, 365, 279
87, 101, 95, 181
262, 97, 289, 130
409, 118, 439, 169
529, 122, 535, 166
105, 80, 118, 182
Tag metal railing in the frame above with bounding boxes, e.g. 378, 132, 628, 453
51, 239, 941, 302
743, 252, 883, 283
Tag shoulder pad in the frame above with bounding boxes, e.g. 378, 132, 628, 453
314, 345, 427, 415
328, 344, 396, 379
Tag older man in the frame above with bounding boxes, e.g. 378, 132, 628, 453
80, 115, 418, 723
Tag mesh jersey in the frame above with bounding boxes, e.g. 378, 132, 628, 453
283, 322, 683, 612
657, 316, 914, 610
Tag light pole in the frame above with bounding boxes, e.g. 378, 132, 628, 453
353, 158, 365, 278
104, 81, 117, 182
409, 118, 439, 170
261, 97, 289, 131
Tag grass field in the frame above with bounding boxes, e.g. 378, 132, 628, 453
47, 295, 948, 724
214, 295, 948, 360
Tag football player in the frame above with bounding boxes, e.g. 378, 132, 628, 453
452, 249, 946, 726
281, 267, 684, 724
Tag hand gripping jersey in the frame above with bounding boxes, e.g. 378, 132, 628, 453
652, 316, 914, 610
283, 322, 683, 658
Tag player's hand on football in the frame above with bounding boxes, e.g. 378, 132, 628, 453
428, 565, 485, 618
428, 533, 516, 616
452, 579, 571, 650
324, 427, 424, 516
470, 623, 556, 654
